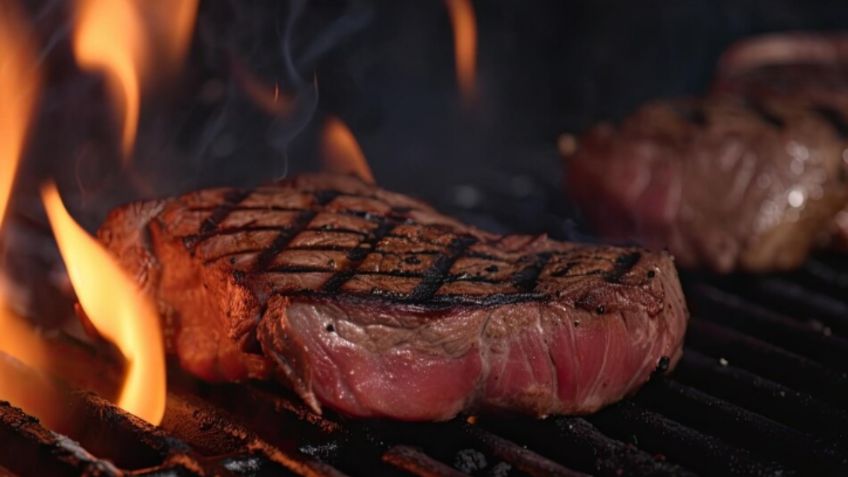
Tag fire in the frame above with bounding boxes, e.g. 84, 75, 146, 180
42, 184, 166, 425
73, 0, 145, 160
321, 116, 375, 184
444, 0, 478, 104
0, 0, 59, 426
234, 60, 294, 116
72, 0, 198, 163
0, 0, 40, 227
144, 0, 199, 70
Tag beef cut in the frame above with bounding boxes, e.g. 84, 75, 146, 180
564, 95, 848, 273
98, 173, 687, 421
714, 32, 848, 250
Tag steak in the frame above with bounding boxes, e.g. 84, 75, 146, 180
713, 32, 848, 250
564, 96, 848, 272
98, 173, 687, 421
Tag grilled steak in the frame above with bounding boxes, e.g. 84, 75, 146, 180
714, 32, 848, 250
98, 173, 687, 421
564, 96, 848, 272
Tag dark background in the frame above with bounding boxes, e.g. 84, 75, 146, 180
12, 0, 848, 234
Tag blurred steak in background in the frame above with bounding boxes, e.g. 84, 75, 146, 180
714, 32, 848, 250
565, 95, 848, 273
564, 32, 848, 273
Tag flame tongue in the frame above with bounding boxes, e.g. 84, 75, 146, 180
445, 0, 478, 105
42, 184, 166, 425
73, 0, 145, 160
321, 116, 375, 184
72, 0, 198, 164
0, 0, 40, 226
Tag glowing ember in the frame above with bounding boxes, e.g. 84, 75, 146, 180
321, 116, 375, 184
444, 0, 478, 104
42, 184, 166, 425
73, 0, 198, 163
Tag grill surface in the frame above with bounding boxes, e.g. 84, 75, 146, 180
3, 164, 848, 477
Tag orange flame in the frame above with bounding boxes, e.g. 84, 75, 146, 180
0, 0, 57, 427
73, 0, 145, 160
42, 184, 166, 425
444, 0, 477, 104
144, 0, 199, 70
0, 0, 40, 227
321, 116, 375, 184
73, 0, 198, 163
233, 60, 295, 116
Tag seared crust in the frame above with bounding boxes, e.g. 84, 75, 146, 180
99, 173, 687, 419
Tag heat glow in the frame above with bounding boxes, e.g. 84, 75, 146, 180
0, 0, 59, 427
73, 0, 198, 162
321, 116, 375, 184
42, 184, 166, 425
444, 0, 478, 104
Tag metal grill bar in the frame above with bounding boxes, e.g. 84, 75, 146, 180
589, 400, 789, 476
687, 283, 848, 371
382, 446, 467, 477
480, 415, 695, 476
675, 350, 848, 441
685, 318, 848, 408
635, 378, 848, 473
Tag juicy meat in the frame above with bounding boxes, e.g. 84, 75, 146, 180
98, 173, 687, 421
565, 96, 848, 273
713, 32, 848, 250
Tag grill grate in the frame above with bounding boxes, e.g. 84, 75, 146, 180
3, 257, 847, 476
3, 170, 848, 476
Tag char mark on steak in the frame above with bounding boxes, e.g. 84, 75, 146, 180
98, 173, 688, 421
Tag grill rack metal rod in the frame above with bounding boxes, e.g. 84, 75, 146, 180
675, 349, 848, 442
686, 283, 848, 372
684, 318, 848, 408
634, 377, 848, 473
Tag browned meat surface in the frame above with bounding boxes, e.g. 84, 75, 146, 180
565, 96, 848, 273
714, 32, 848, 250
98, 173, 688, 421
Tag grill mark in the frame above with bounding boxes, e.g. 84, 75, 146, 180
251, 191, 339, 272
188, 205, 384, 224
183, 189, 250, 248
277, 289, 548, 308
511, 253, 553, 292
551, 261, 578, 277
320, 219, 400, 293
406, 235, 478, 303
745, 100, 785, 128
186, 226, 368, 239
201, 189, 250, 233
605, 251, 642, 283
813, 105, 848, 138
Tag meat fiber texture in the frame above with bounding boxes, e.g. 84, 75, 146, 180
565, 96, 848, 273
98, 173, 688, 421
713, 32, 848, 251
